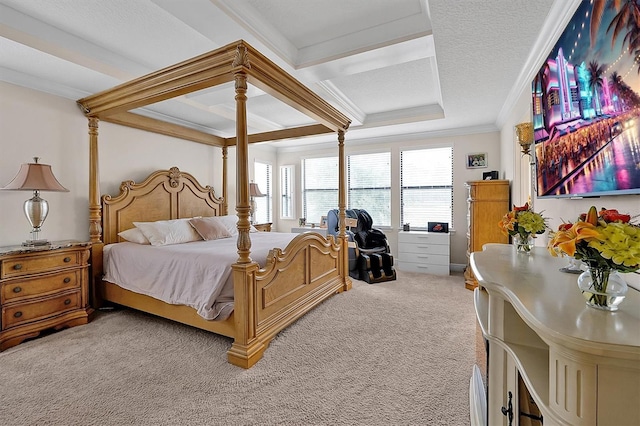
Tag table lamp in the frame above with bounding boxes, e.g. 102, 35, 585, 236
1, 157, 69, 246
249, 182, 265, 224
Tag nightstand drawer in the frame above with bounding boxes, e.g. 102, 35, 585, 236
2, 290, 81, 330
1, 251, 82, 279
2, 270, 81, 304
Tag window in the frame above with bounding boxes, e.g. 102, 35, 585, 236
302, 152, 391, 227
302, 157, 338, 224
280, 165, 294, 219
253, 161, 272, 223
348, 152, 391, 226
401, 147, 453, 229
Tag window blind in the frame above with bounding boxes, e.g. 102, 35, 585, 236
400, 147, 453, 228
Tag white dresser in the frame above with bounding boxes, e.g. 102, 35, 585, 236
471, 244, 640, 425
397, 231, 449, 275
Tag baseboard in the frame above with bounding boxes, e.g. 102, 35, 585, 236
450, 263, 466, 273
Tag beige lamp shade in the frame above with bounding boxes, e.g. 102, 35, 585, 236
2, 158, 69, 192
249, 182, 265, 197
249, 183, 265, 225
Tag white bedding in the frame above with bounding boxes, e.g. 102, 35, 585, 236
103, 232, 300, 321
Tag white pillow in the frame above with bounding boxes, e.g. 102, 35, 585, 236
133, 218, 203, 246
188, 217, 233, 241
118, 227, 150, 245
215, 215, 258, 235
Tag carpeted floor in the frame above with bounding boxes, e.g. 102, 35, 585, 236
0, 271, 476, 426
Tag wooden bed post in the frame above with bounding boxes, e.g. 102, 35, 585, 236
88, 117, 101, 244
222, 146, 228, 216
338, 130, 352, 291
229, 45, 265, 368
87, 116, 104, 307
233, 69, 252, 263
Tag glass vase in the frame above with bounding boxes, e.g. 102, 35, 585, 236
513, 234, 534, 254
577, 267, 628, 311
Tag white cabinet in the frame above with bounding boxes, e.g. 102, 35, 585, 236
397, 231, 449, 275
471, 244, 640, 426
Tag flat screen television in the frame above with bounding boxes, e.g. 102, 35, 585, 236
531, 1, 640, 198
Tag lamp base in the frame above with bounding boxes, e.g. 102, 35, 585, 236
22, 239, 50, 247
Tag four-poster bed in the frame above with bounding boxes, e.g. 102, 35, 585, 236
76, 40, 352, 368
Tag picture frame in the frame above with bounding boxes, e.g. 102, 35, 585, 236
466, 152, 487, 169
319, 215, 328, 228
298, 218, 306, 227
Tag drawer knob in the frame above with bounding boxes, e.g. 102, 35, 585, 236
64, 299, 71, 305
13, 311, 22, 318
12, 286, 22, 293
13, 264, 22, 270
63, 257, 71, 263
63, 277, 71, 283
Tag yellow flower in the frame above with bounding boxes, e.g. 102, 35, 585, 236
596, 222, 640, 268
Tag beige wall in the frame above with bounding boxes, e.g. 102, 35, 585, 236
0, 81, 277, 247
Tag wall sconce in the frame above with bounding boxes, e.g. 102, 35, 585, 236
515, 122, 534, 156
1, 157, 69, 246
249, 182, 265, 224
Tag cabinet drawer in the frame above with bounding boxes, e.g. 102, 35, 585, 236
399, 242, 449, 256
1, 251, 82, 279
398, 232, 449, 245
398, 252, 449, 266
2, 290, 81, 330
396, 262, 449, 275
2, 270, 81, 304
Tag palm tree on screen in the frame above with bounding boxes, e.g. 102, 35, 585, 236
588, 60, 607, 114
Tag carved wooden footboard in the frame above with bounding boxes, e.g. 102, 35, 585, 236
229, 232, 345, 367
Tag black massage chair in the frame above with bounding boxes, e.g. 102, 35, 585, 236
326, 209, 396, 284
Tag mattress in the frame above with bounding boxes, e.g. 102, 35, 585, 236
103, 232, 299, 320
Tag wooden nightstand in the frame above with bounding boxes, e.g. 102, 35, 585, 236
253, 223, 272, 232
0, 241, 93, 351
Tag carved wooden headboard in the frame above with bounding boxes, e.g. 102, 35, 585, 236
102, 167, 224, 245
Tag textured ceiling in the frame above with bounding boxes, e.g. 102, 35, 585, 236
0, 0, 575, 147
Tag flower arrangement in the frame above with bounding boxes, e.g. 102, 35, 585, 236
547, 206, 640, 273
548, 206, 639, 310
498, 203, 548, 240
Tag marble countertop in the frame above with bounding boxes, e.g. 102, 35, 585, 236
0, 240, 91, 256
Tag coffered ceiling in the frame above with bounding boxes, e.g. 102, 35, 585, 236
0, 0, 574, 147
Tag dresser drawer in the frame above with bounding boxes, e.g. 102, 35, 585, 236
2, 290, 81, 330
398, 232, 449, 245
2, 270, 81, 304
1, 251, 83, 279
397, 252, 449, 266
399, 242, 449, 256
396, 262, 450, 275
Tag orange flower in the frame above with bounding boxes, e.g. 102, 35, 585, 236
548, 222, 603, 257
498, 211, 517, 236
